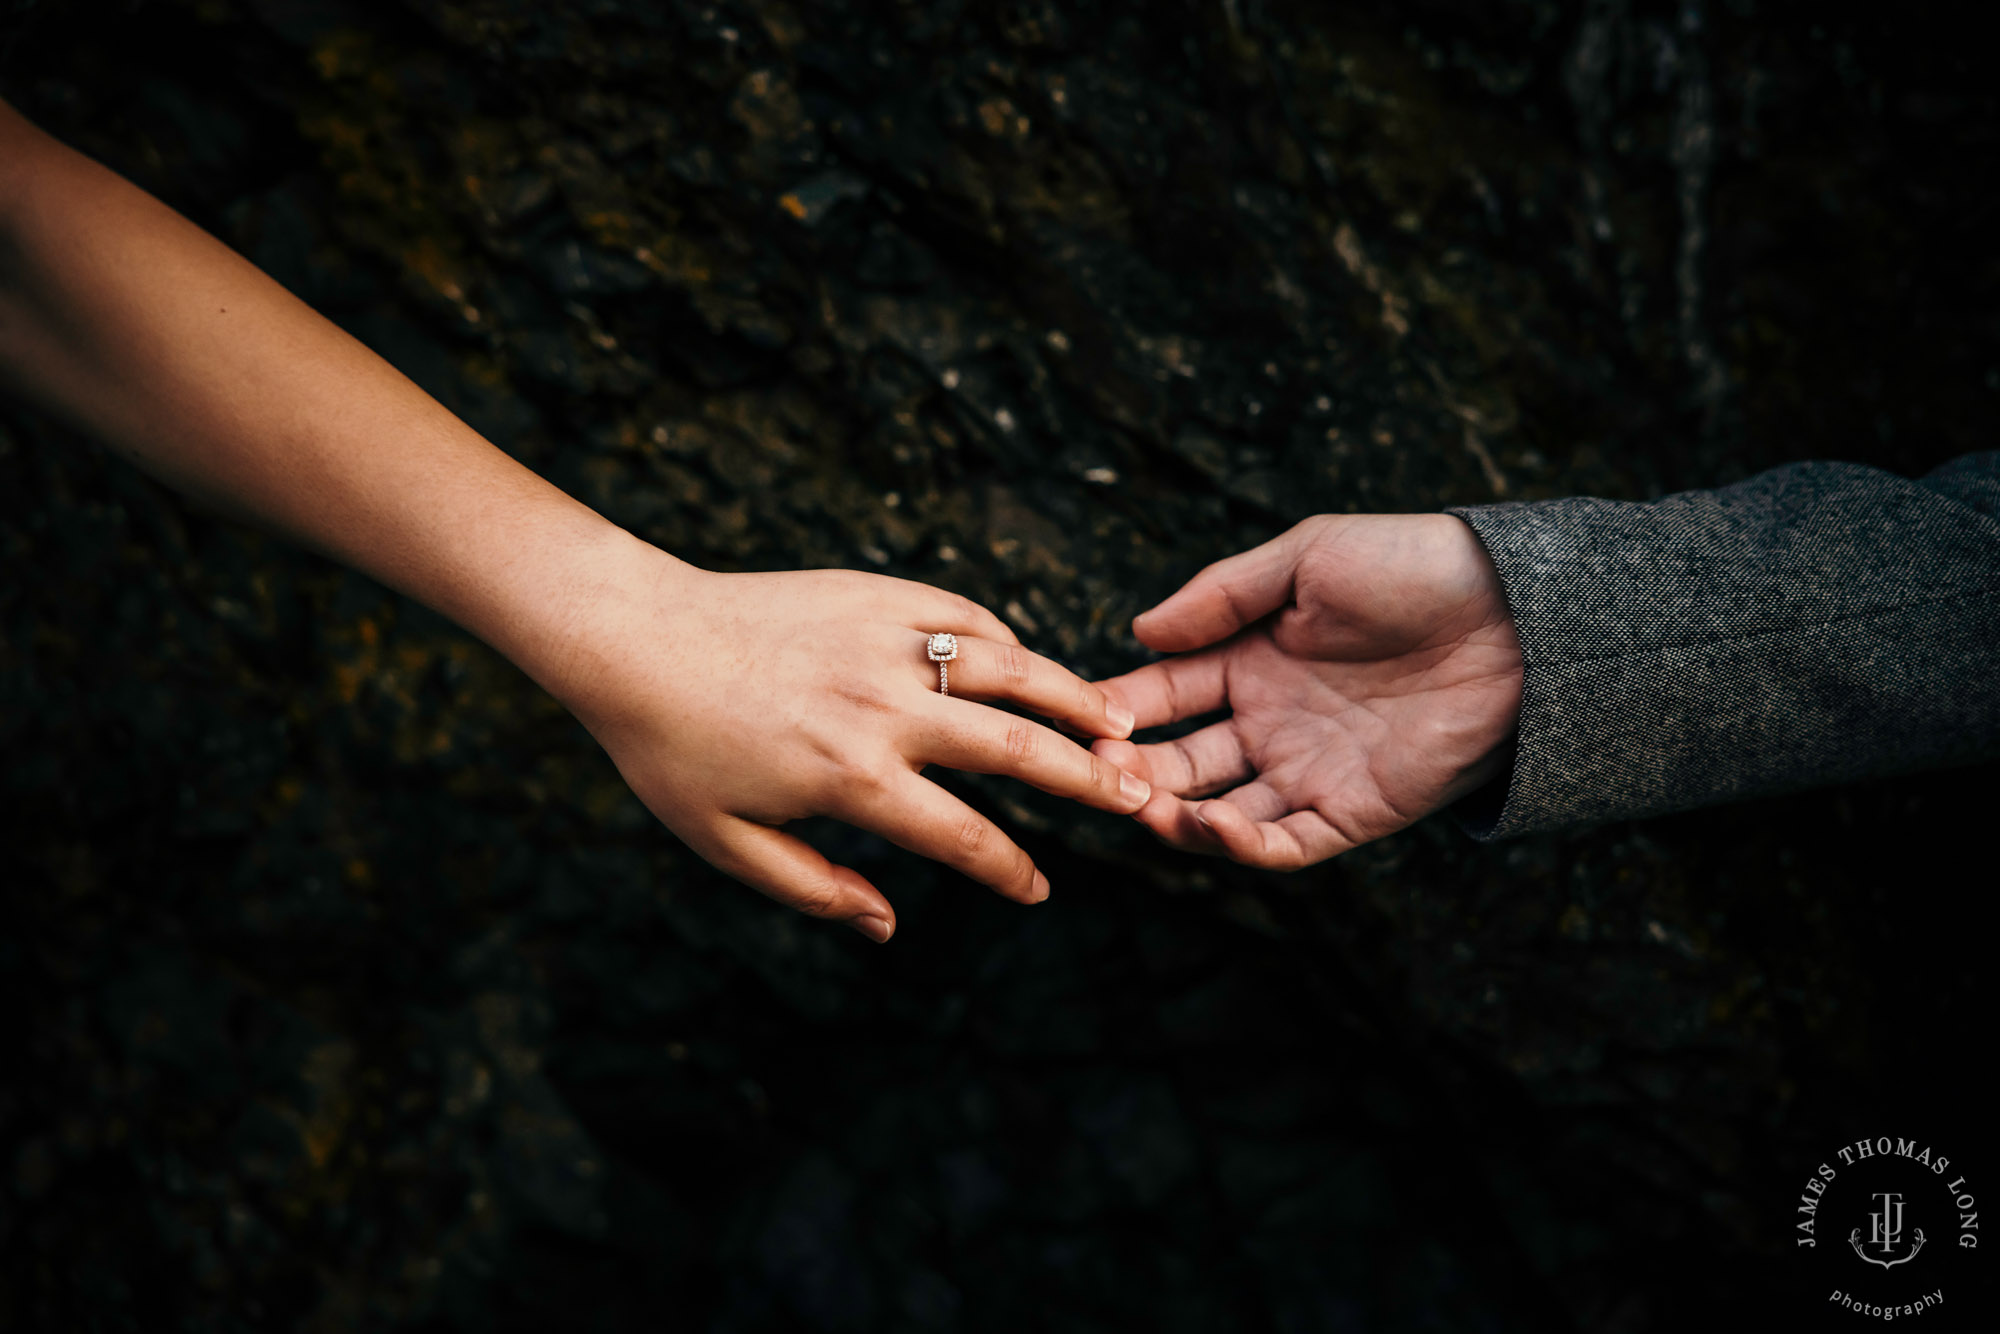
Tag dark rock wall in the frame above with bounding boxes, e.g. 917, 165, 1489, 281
1, 1, 1992, 1329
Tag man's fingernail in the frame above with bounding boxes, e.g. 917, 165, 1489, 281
1119, 771, 1151, 809
1194, 805, 1214, 830
850, 914, 893, 943
1032, 871, 1051, 902
1107, 700, 1136, 736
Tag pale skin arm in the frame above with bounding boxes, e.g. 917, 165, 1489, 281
0, 100, 1150, 941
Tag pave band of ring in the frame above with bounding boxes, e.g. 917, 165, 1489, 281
925, 632, 959, 696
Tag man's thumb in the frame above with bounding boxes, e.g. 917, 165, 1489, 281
1133, 526, 1303, 651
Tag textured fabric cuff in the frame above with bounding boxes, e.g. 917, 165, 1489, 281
1444, 460, 2000, 839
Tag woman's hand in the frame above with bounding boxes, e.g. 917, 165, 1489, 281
546, 542, 1150, 942
0, 105, 1144, 944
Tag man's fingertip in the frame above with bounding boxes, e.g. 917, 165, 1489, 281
850, 914, 894, 943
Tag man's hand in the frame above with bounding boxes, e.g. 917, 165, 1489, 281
1092, 514, 1524, 869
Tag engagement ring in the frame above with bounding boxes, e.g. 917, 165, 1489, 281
926, 632, 959, 696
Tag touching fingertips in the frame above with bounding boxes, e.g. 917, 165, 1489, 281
1118, 770, 1151, 811
1106, 698, 1136, 737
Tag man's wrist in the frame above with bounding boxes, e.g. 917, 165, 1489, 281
1438, 511, 1526, 794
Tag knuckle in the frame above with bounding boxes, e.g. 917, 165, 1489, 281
1004, 720, 1039, 764
997, 643, 1032, 689
793, 878, 844, 918
953, 816, 990, 856
855, 761, 899, 799
832, 677, 898, 718
1296, 515, 1337, 545
1088, 752, 1121, 796
826, 753, 893, 804
830, 569, 875, 598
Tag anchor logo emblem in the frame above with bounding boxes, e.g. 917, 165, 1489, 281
1848, 1191, 1926, 1269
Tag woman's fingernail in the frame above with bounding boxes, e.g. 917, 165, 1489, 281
850, 914, 893, 943
1032, 871, 1051, 901
1107, 700, 1136, 736
1119, 770, 1151, 809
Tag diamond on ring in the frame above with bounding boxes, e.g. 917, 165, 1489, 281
926, 632, 959, 695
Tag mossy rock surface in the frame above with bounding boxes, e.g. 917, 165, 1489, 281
1, 2, 1992, 1329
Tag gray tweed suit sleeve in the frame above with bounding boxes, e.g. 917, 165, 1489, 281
1445, 452, 2000, 838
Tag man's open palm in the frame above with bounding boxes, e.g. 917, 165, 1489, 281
1093, 514, 1524, 869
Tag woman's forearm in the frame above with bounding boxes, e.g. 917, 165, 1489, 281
0, 100, 1147, 935
0, 100, 658, 700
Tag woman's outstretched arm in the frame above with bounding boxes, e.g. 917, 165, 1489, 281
0, 100, 1148, 940
0, 101, 648, 692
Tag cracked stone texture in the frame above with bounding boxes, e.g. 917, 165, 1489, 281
1, 1, 1994, 1330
